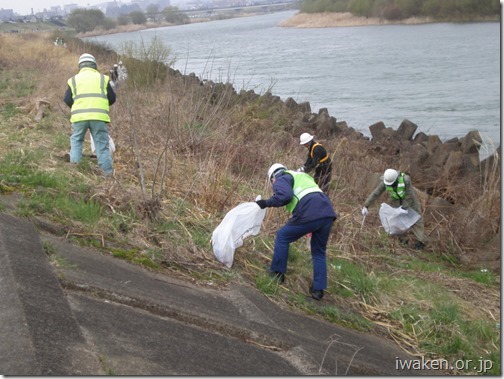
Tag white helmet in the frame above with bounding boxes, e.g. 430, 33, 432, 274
299, 132, 314, 145
267, 163, 287, 180
78, 53, 96, 66
383, 169, 399, 185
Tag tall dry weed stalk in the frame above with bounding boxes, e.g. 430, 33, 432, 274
112, 37, 278, 220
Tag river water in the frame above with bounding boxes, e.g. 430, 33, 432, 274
88, 11, 500, 155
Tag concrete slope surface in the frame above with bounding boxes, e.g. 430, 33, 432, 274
0, 213, 426, 375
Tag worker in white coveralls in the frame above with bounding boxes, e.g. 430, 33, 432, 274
361, 169, 425, 250
256, 163, 337, 300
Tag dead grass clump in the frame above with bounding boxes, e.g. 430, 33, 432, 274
89, 179, 159, 221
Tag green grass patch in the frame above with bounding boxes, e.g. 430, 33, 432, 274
18, 190, 102, 224
0, 150, 42, 176
255, 271, 281, 296
109, 247, 160, 269
16, 79, 36, 98
404, 257, 445, 272
388, 303, 425, 334
43, 241, 78, 268
43, 241, 56, 256
456, 269, 497, 286
332, 259, 377, 302
0, 21, 60, 33
23, 171, 62, 189
318, 303, 372, 331
0, 71, 36, 99
188, 223, 212, 249
1, 103, 19, 119
430, 303, 459, 326
0, 77, 9, 92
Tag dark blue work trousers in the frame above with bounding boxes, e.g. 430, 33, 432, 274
270, 217, 334, 290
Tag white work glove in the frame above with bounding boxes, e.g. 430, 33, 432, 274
361, 207, 368, 216
296, 166, 305, 172
399, 207, 408, 214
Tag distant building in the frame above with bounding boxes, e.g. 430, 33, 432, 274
63, 3, 79, 15
0, 8, 15, 21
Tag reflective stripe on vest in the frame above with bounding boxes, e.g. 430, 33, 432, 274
385, 173, 406, 200
68, 68, 110, 123
284, 170, 323, 213
310, 143, 329, 163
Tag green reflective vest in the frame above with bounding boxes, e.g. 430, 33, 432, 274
68, 68, 110, 123
284, 170, 323, 213
385, 172, 406, 200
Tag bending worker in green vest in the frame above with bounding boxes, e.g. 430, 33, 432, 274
64, 53, 116, 177
361, 169, 425, 250
298, 132, 332, 193
256, 163, 337, 300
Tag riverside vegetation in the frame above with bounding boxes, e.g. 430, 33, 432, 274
282, 0, 499, 28
297, 0, 499, 21
0, 32, 500, 375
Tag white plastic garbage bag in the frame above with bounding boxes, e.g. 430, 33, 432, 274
90, 134, 116, 154
212, 197, 266, 268
379, 203, 420, 236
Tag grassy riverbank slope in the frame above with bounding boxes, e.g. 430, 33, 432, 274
0, 32, 500, 374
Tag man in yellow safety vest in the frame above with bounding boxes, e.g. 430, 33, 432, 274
64, 53, 116, 176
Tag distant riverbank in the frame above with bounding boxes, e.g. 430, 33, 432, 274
279, 11, 498, 28
78, 21, 190, 38
77, 11, 430, 38
279, 12, 432, 27
78, 12, 265, 38
78, 10, 499, 38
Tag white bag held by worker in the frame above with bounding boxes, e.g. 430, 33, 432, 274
212, 196, 266, 268
90, 134, 116, 154
379, 203, 420, 236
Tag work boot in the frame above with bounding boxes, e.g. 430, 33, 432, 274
269, 271, 285, 284
309, 285, 324, 301
414, 241, 425, 250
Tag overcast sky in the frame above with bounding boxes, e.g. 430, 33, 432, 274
2, 0, 188, 15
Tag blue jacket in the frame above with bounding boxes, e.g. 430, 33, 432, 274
264, 172, 337, 225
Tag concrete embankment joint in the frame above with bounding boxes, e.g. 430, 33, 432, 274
59, 278, 292, 352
